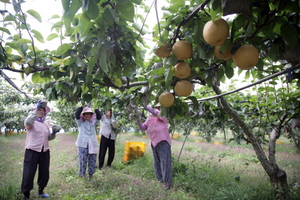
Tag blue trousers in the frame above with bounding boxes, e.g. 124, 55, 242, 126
78, 147, 97, 177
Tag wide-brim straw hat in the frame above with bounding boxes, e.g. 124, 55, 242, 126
82, 107, 94, 114
44, 106, 50, 114
154, 103, 161, 108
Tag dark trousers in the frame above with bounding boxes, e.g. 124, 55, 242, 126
151, 141, 172, 188
21, 149, 50, 194
98, 135, 115, 169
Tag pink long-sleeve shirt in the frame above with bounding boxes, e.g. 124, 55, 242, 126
141, 114, 171, 147
24, 121, 55, 152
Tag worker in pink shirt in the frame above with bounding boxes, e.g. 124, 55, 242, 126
136, 105, 172, 189
21, 100, 61, 200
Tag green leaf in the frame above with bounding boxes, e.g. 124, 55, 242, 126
56, 43, 72, 55
168, 0, 185, 13
26, 9, 42, 23
31, 72, 43, 83
82, 0, 88, 10
99, 48, 108, 74
79, 13, 93, 40
186, 96, 199, 107
55, 82, 63, 93
245, 20, 254, 37
87, 56, 96, 75
18, 38, 31, 44
164, 68, 173, 88
147, 67, 165, 76
103, 7, 118, 24
63, 0, 81, 29
45, 88, 52, 99
268, 43, 278, 61
67, 68, 74, 81
62, 0, 71, 11
256, 59, 264, 71
117, 1, 134, 22
12, 0, 21, 12
131, 0, 142, 4
85, 74, 93, 89
211, 0, 222, 12
163, 55, 177, 68
195, 43, 207, 60
51, 21, 64, 32
46, 33, 59, 41
283, 1, 300, 12
225, 63, 234, 79
217, 67, 224, 80
280, 21, 298, 49
76, 57, 86, 68
83, 93, 93, 103
260, 21, 276, 39
169, 106, 176, 118
109, 53, 116, 67
31, 30, 44, 43
20, 43, 28, 55
209, 9, 218, 21
10, 55, 22, 62
0, 27, 11, 35
206, 75, 213, 87
132, 23, 147, 35
82, 83, 89, 93
233, 15, 249, 30
50, 14, 61, 19
114, 78, 122, 88
84, 0, 99, 20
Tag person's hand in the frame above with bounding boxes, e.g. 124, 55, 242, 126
134, 110, 142, 119
36, 100, 42, 110
36, 100, 48, 110
52, 124, 62, 134
144, 105, 158, 116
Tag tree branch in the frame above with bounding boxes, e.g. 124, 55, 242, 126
0, 69, 34, 100
120, 81, 148, 89
212, 83, 276, 178
170, 0, 210, 43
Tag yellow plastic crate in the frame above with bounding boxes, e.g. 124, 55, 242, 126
96, 135, 101, 143
123, 141, 146, 163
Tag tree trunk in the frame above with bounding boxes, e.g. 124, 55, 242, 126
212, 84, 289, 199
289, 119, 300, 151
269, 127, 289, 198
222, 126, 227, 142
289, 128, 300, 151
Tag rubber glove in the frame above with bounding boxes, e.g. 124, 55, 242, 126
51, 124, 62, 134
24, 110, 37, 127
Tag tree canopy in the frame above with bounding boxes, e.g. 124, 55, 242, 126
1, 0, 299, 111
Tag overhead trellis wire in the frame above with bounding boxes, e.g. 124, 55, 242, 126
196, 63, 300, 102
133, 0, 156, 45
154, 0, 162, 43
